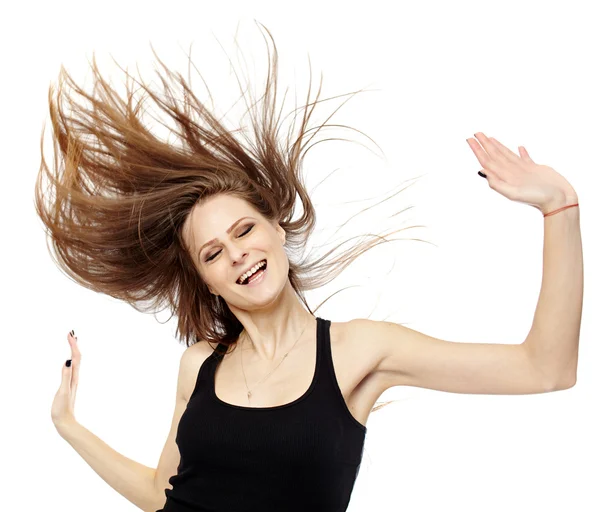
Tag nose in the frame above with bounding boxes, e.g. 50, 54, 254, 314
230, 248, 249, 266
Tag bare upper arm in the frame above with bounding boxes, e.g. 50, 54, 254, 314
153, 341, 213, 503
350, 318, 568, 396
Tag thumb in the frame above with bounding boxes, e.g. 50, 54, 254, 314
519, 146, 535, 164
61, 359, 73, 392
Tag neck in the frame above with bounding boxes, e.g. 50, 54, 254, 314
229, 280, 316, 362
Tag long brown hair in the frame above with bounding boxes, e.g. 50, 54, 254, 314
34, 23, 425, 412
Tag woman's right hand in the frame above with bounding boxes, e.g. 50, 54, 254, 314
51, 330, 80, 433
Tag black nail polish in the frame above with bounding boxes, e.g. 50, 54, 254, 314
478, 171, 487, 178
66, 359, 72, 367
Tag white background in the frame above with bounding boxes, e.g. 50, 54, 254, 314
1, 1, 597, 511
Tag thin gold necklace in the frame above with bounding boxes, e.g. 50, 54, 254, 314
240, 315, 313, 404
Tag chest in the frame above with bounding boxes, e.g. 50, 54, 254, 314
186, 321, 384, 429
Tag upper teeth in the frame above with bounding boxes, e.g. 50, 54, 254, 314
238, 260, 266, 284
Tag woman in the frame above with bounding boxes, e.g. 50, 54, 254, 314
40, 24, 581, 512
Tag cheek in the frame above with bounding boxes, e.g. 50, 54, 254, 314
197, 266, 216, 290
208, 263, 231, 289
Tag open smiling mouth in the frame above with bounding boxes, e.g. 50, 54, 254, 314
237, 259, 267, 285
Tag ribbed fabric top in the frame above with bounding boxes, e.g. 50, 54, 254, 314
156, 317, 367, 512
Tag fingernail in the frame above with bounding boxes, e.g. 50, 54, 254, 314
478, 171, 487, 178
66, 359, 72, 367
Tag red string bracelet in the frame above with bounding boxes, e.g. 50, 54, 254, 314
543, 203, 579, 217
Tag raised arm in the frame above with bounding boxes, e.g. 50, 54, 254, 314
360, 138, 581, 396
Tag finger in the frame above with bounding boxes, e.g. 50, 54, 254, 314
467, 137, 493, 170
474, 132, 503, 160
68, 332, 80, 397
61, 356, 72, 393
489, 137, 521, 162
68, 332, 80, 357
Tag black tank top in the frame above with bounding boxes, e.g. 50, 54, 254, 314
156, 317, 367, 512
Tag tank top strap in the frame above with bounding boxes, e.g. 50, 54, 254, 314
314, 316, 336, 393
187, 341, 225, 402
205, 341, 228, 378
315, 316, 368, 435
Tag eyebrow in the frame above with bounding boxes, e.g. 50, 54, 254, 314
197, 216, 255, 259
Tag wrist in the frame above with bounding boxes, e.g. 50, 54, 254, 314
54, 418, 79, 439
541, 190, 579, 216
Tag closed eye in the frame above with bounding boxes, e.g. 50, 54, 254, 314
205, 224, 254, 262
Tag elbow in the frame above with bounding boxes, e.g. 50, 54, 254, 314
552, 372, 577, 391
145, 490, 166, 512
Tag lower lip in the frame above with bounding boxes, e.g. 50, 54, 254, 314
244, 266, 268, 287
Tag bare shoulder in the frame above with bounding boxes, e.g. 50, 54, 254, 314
330, 318, 373, 356
329, 319, 352, 344
338, 317, 388, 374
179, 341, 216, 402
330, 318, 381, 384
329, 319, 364, 357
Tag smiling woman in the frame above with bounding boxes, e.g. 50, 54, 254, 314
36, 18, 585, 512
37, 21, 419, 512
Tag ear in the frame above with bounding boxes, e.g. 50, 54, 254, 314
275, 223, 286, 245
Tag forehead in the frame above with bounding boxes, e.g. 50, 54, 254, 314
184, 194, 257, 246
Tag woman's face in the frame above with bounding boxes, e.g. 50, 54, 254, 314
184, 193, 288, 309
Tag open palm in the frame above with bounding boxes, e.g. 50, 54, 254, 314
51, 331, 80, 431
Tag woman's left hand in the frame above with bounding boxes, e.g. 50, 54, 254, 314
467, 132, 578, 215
